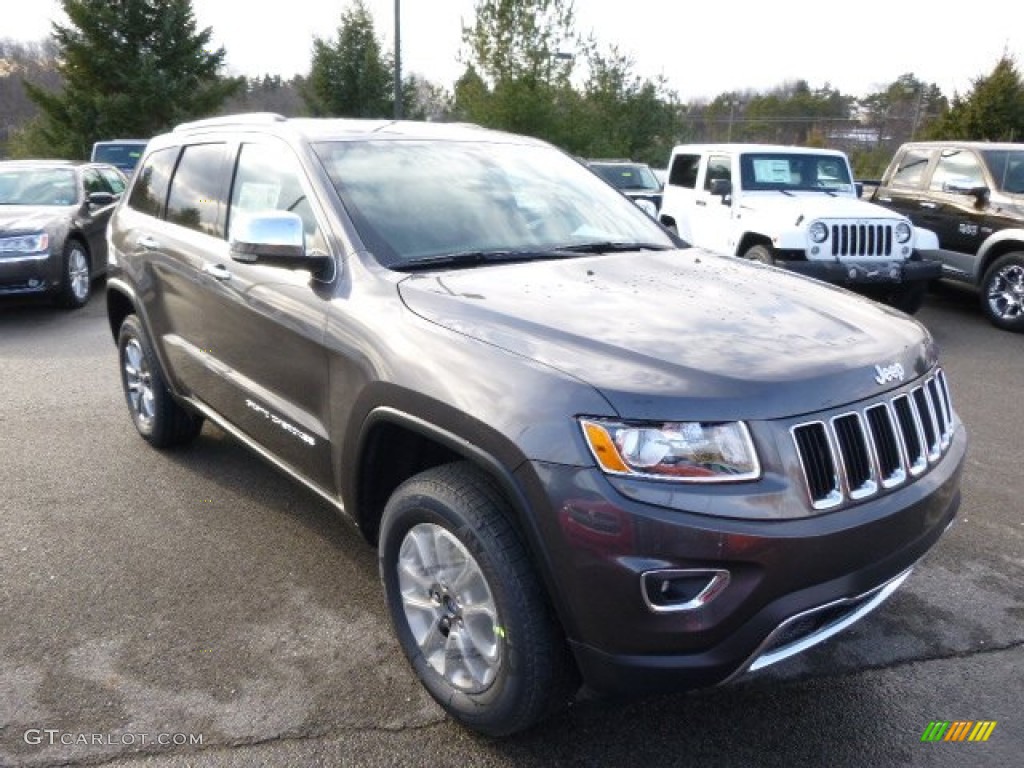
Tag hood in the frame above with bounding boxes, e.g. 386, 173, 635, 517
739, 192, 907, 222
398, 250, 936, 421
0, 206, 66, 232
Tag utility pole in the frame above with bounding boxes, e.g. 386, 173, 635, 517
393, 0, 402, 119
910, 85, 925, 141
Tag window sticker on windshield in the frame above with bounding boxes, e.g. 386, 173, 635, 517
238, 182, 280, 210
752, 159, 792, 184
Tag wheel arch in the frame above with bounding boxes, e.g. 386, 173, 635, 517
350, 406, 579, 640
105, 277, 182, 403
352, 407, 530, 547
106, 278, 137, 342
737, 232, 774, 257
976, 230, 1024, 284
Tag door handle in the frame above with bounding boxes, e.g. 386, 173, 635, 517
202, 263, 232, 281
919, 201, 938, 209
876, 196, 892, 203
696, 200, 707, 207
136, 236, 160, 250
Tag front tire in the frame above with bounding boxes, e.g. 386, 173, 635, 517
980, 252, 1024, 331
379, 462, 577, 736
55, 240, 91, 309
117, 314, 204, 448
884, 281, 928, 315
744, 244, 775, 265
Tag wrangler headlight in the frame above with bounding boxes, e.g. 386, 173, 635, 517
0, 232, 48, 254
580, 419, 760, 482
895, 221, 912, 243
809, 221, 829, 243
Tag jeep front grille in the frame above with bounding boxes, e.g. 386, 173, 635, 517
830, 223, 893, 258
792, 369, 954, 510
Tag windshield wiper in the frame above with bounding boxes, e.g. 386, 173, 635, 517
551, 241, 674, 254
395, 249, 580, 272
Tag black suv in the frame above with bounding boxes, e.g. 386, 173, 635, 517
106, 114, 966, 736
868, 141, 1024, 330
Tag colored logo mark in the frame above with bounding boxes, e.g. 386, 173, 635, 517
921, 721, 997, 742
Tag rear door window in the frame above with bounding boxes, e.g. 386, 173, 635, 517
165, 143, 229, 238
668, 154, 700, 188
890, 149, 932, 189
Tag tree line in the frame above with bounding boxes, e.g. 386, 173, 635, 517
1, 0, 1022, 176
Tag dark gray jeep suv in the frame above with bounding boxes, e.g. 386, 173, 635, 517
106, 114, 966, 736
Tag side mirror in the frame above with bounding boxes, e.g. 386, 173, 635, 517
854, 182, 864, 198
87, 191, 115, 207
229, 210, 331, 275
944, 181, 989, 204
709, 178, 732, 198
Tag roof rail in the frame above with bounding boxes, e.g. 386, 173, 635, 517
173, 112, 287, 133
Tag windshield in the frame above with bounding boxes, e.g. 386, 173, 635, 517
313, 140, 675, 267
980, 149, 1024, 194
92, 142, 146, 170
589, 162, 662, 191
740, 153, 853, 193
0, 167, 79, 206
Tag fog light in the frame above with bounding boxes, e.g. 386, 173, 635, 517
890, 267, 900, 280
641, 569, 730, 613
848, 268, 858, 279
28, 279, 40, 287
810, 245, 820, 255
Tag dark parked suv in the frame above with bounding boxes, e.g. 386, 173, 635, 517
106, 114, 966, 736
868, 141, 1024, 330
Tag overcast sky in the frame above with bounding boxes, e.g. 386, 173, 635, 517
4, 0, 1022, 102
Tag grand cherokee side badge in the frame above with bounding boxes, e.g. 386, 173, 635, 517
874, 363, 905, 385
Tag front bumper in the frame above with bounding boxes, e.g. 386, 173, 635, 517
518, 422, 965, 694
784, 257, 943, 285
0, 252, 59, 296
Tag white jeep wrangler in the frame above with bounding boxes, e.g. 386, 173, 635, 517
658, 144, 942, 313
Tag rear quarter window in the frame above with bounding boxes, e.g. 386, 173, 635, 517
127, 148, 179, 217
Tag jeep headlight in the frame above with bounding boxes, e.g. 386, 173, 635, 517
895, 221, 912, 243
0, 232, 49, 254
580, 419, 760, 482
809, 221, 829, 243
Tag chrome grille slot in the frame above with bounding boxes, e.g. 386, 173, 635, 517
926, 377, 949, 447
892, 395, 927, 475
937, 370, 953, 429
912, 386, 940, 460
831, 413, 875, 498
792, 422, 841, 509
829, 222, 894, 257
865, 404, 905, 488
793, 369, 955, 509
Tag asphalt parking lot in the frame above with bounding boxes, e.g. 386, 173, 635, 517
1, 280, 1021, 768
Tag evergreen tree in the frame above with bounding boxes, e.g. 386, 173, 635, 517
302, 0, 393, 118
928, 54, 1024, 142
456, 0, 577, 142
23, 0, 241, 158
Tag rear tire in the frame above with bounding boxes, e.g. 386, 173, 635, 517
980, 252, 1024, 332
117, 314, 204, 448
379, 462, 578, 736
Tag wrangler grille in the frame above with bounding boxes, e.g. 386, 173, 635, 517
830, 223, 894, 258
792, 369, 954, 510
